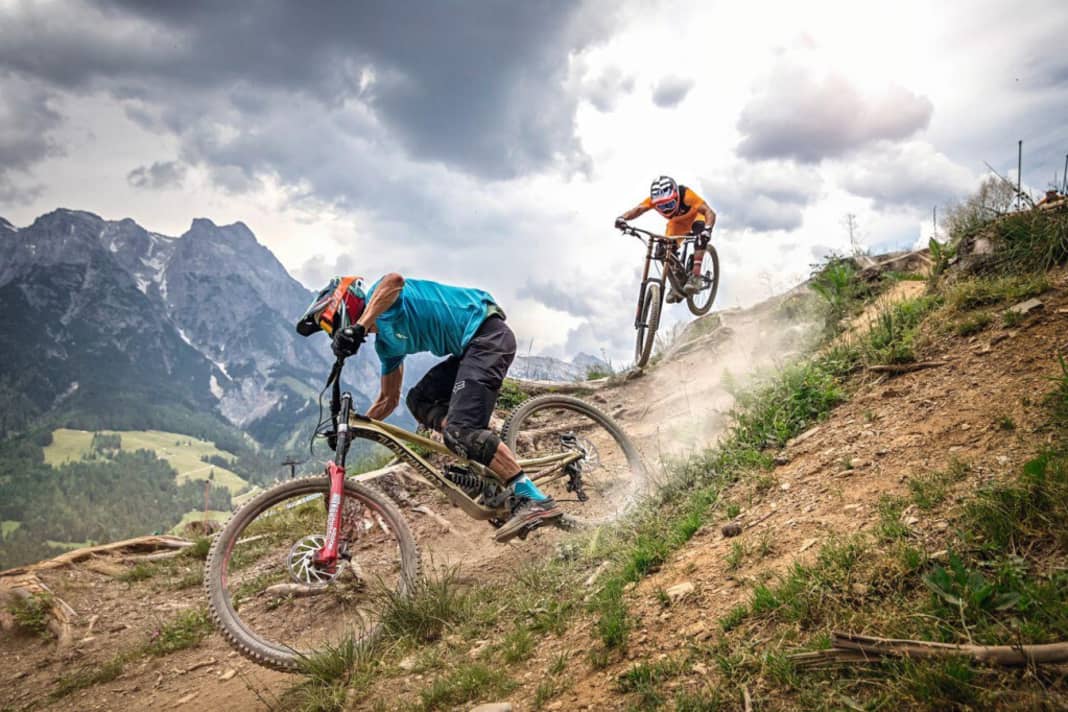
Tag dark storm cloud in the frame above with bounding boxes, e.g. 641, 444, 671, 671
0, 77, 63, 206
0, 182, 45, 206
737, 65, 932, 163
517, 280, 600, 318
651, 76, 695, 108
0, 81, 62, 169
701, 162, 821, 232
127, 160, 186, 190
0, 1, 618, 183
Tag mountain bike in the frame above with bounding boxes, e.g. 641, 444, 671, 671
617, 223, 720, 368
205, 358, 646, 670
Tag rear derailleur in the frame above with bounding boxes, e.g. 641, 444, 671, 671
560, 433, 589, 502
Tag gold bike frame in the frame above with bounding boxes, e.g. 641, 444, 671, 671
347, 414, 582, 521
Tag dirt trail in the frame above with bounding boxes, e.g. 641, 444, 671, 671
1, 285, 809, 711
503, 271, 1068, 710
6, 260, 992, 711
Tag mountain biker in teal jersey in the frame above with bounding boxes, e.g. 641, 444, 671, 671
296, 273, 562, 542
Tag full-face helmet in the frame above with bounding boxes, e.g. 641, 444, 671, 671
295, 276, 366, 337
650, 175, 680, 216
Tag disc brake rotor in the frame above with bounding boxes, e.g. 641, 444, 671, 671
286, 535, 341, 586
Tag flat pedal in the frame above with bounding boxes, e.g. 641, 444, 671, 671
515, 519, 544, 540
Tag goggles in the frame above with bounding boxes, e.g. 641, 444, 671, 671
654, 199, 678, 215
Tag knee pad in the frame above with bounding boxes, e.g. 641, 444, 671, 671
443, 425, 501, 466
406, 390, 447, 431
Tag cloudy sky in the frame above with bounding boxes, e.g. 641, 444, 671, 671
2, 0, 1066, 362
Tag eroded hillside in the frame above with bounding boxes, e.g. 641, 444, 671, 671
3, 206, 1067, 711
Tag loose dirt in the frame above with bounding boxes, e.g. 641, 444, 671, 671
5, 266, 1065, 711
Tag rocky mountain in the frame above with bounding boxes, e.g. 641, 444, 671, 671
0, 209, 380, 448
0, 209, 601, 451
510, 352, 610, 382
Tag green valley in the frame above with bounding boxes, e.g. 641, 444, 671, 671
43, 428, 248, 494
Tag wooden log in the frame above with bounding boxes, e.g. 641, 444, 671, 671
351, 463, 422, 484
263, 583, 329, 598
0, 574, 75, 649
1, 535, 193, 577
790, 631, 1068, 668
128, 550, 189, 562
505, 371, 636, 397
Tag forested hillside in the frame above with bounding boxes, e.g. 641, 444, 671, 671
0, 434, 232, 569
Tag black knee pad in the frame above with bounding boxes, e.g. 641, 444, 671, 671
443, 425, 501, 466
406, 390, 447, 431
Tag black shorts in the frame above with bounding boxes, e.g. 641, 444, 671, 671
407, 315, 516, 432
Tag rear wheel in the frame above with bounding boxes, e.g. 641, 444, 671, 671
686, 245, 720, 316
501, 395, 646, 526
205, 476, 420, 671
634, 282, 662, 368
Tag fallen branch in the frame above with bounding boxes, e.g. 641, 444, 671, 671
867, 361, 948, 375
263, 583, 329, 598
411, 505, 453, 532
506, 371, 631, 396
584, 561, 611, 588
351, 463, 420, 484
791, 632, 1068, 668
1, 535, 193, 577
129, 549, 189, 562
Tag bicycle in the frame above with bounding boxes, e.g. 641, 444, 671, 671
204, 357, 646, 670
617, 223, 720, 368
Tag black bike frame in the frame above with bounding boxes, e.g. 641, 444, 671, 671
630, 229, 695, 328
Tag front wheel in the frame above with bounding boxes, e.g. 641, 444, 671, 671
501, 395, 646, 526
204, 476, 420, 671
686, 245, 720, 316
634, 281, 662, 368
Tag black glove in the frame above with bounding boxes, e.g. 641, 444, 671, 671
690, 220, 706, 236
614, 216, 628, 230
331, 323, 366, 359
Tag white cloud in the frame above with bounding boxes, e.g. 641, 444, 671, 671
838, 141, 977, 211
1, 0, 1065, 366
737, 65, 932, 163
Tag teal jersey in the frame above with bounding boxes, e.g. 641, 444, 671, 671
368, 278, 497, 375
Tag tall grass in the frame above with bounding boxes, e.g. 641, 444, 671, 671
988, 208, 1068, 272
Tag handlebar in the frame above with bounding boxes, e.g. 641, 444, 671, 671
615, 223, 706, 244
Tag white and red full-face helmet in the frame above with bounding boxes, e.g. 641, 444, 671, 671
295, 276, 366, 337
650, 175, 680, 216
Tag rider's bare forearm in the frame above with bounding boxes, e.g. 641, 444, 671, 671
700, 205, 717, 230
367, 367, 404, 420
619, 204, 648, 221
357, 273, 404, 332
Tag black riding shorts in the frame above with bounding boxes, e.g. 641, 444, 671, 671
406, 315, 517, 432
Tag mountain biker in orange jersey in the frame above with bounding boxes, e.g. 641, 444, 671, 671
296, 274, 562, 542
615, 176, 717, 303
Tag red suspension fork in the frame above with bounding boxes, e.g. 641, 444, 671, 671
313, 460, 346, 566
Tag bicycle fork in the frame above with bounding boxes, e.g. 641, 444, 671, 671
314, 364, 352, 570
312, 460, 347, 568
634, 241, 655, 328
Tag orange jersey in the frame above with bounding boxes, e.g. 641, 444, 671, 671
639, 185, 708, 237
